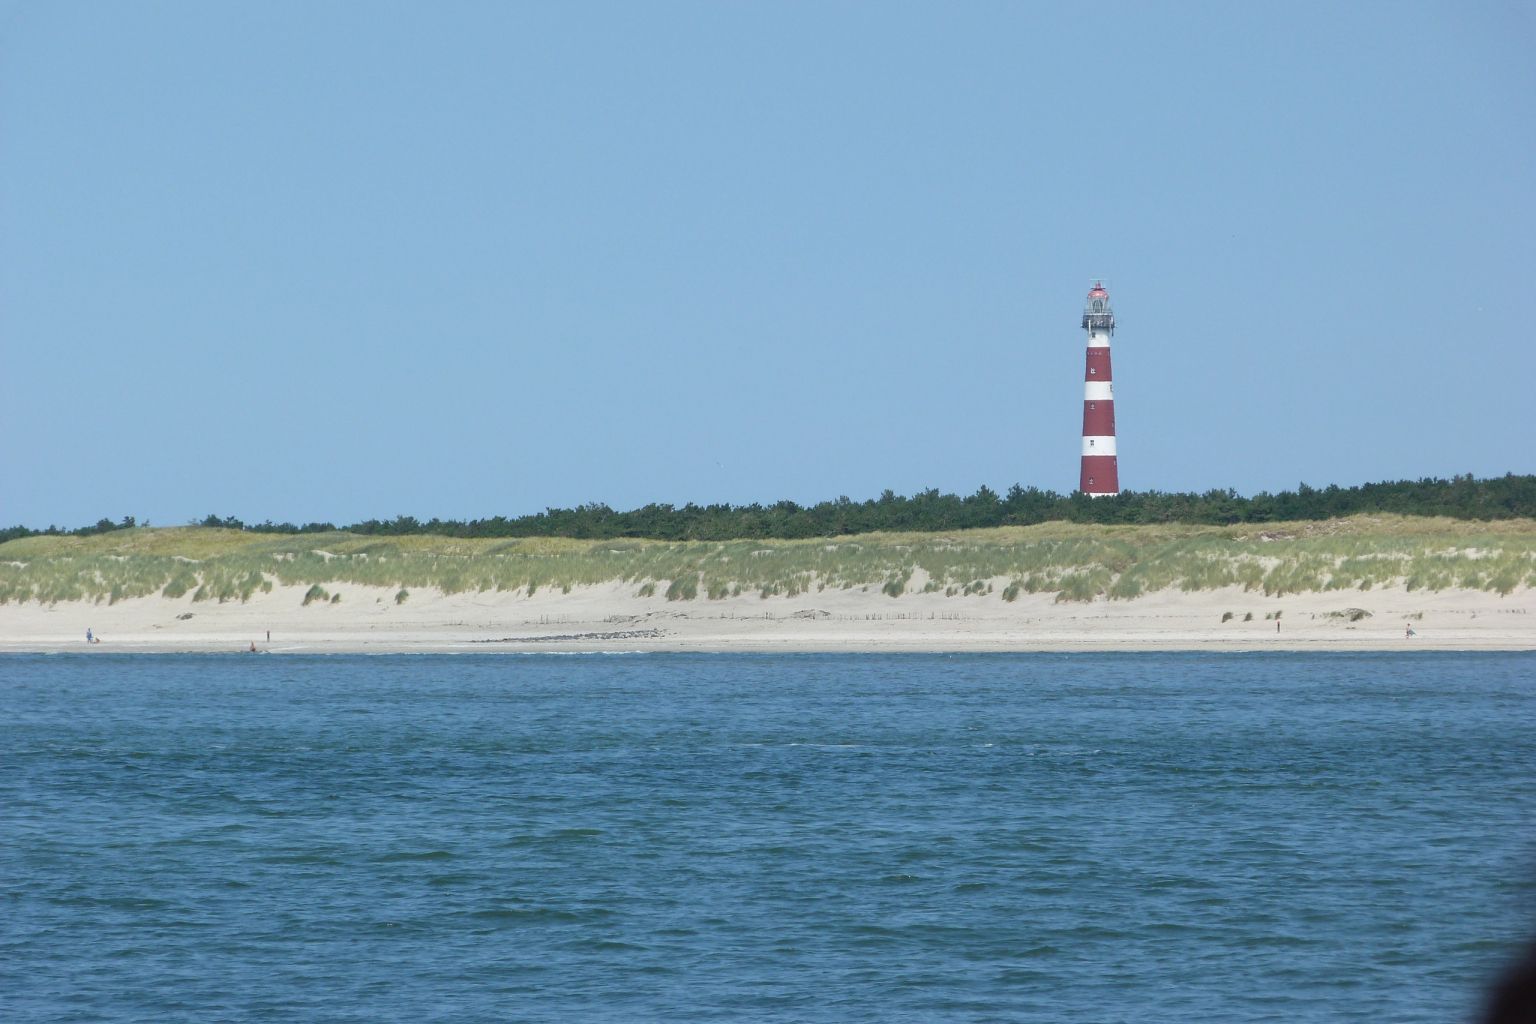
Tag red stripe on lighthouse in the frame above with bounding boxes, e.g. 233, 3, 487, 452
1082, 401, 1116, 436
1085, 349, 1112, 380
1080, 456, 1118, 494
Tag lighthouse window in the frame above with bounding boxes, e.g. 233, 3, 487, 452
1088, 477, 1095, 486
1089, 439, 1095, 447
1089, 402, 1096, 410
1089, 368, 1097, 375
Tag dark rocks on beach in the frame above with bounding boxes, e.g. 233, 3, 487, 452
472, 628, 665, 644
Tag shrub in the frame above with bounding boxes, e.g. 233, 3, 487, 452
1002, 581, 1022, 602
162, 571, 198, 599
396, 589, 409, 604
665, 576, 698, 601
1221, 611, 1234, 622
1061, 566, 1112, 603
1107, 574, 1144, 600
302, 585, 329, 606
635, 581, 656, 598
237, 571, 266, 603
1326, 608, 1372, 622
1489, 568, 1523, 596
1055, 573, 1100, 603
330, 592, 341, 604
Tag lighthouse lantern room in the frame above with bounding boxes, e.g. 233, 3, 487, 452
1079, 282, 1119, 496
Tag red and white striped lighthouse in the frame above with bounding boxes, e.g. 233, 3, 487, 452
1079, 282, 1119, 495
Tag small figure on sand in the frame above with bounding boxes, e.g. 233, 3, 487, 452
86, 628, 93, 643
249, 641, 258, 653
1405, 624, 1416, 639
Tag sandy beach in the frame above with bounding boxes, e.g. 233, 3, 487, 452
3, 580, 1531, 654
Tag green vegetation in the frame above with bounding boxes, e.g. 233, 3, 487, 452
6, 475, 1533, 546
1, 515, 1533, 607
1326, 608, 1373, 622
665, 575, 699, 602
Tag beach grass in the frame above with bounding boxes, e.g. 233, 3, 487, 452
1, 516, 1534, 607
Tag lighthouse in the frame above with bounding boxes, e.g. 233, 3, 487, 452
1079, 282, 1119, 496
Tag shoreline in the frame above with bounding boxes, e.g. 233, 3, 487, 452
6, 643, 1528, 655
2, 581, 1531, 655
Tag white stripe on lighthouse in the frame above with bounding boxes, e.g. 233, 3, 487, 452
1086, 330, 1112, 348
1083, 380, 1114, 401
1081, 435, 1117, 456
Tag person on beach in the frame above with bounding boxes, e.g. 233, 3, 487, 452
1406, 623, 1416, 638
86, 628, 92, 643
249, 641, 258, 653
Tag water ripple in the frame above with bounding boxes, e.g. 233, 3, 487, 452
2, 651, 1534, 1022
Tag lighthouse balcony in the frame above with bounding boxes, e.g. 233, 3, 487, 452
1081, 312, 1115, 330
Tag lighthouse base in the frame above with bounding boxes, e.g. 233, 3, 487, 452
1080, 455, 1119, 496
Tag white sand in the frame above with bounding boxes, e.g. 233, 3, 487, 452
2, 581, 1531, 653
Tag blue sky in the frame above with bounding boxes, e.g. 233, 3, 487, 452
2, 1, 1532, 527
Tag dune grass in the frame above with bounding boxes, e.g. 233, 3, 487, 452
1, 516, 1534, 607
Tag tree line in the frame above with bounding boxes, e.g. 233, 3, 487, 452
3, 474, 1533, 546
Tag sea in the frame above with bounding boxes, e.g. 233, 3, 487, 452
2, 652, 1534, 1023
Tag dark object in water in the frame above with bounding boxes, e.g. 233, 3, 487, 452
1484, 937, 1536, 1023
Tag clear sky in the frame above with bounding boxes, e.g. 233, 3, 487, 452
2, 1, 1532, 528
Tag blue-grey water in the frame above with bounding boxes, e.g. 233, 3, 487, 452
3, 652, 1534, 1022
